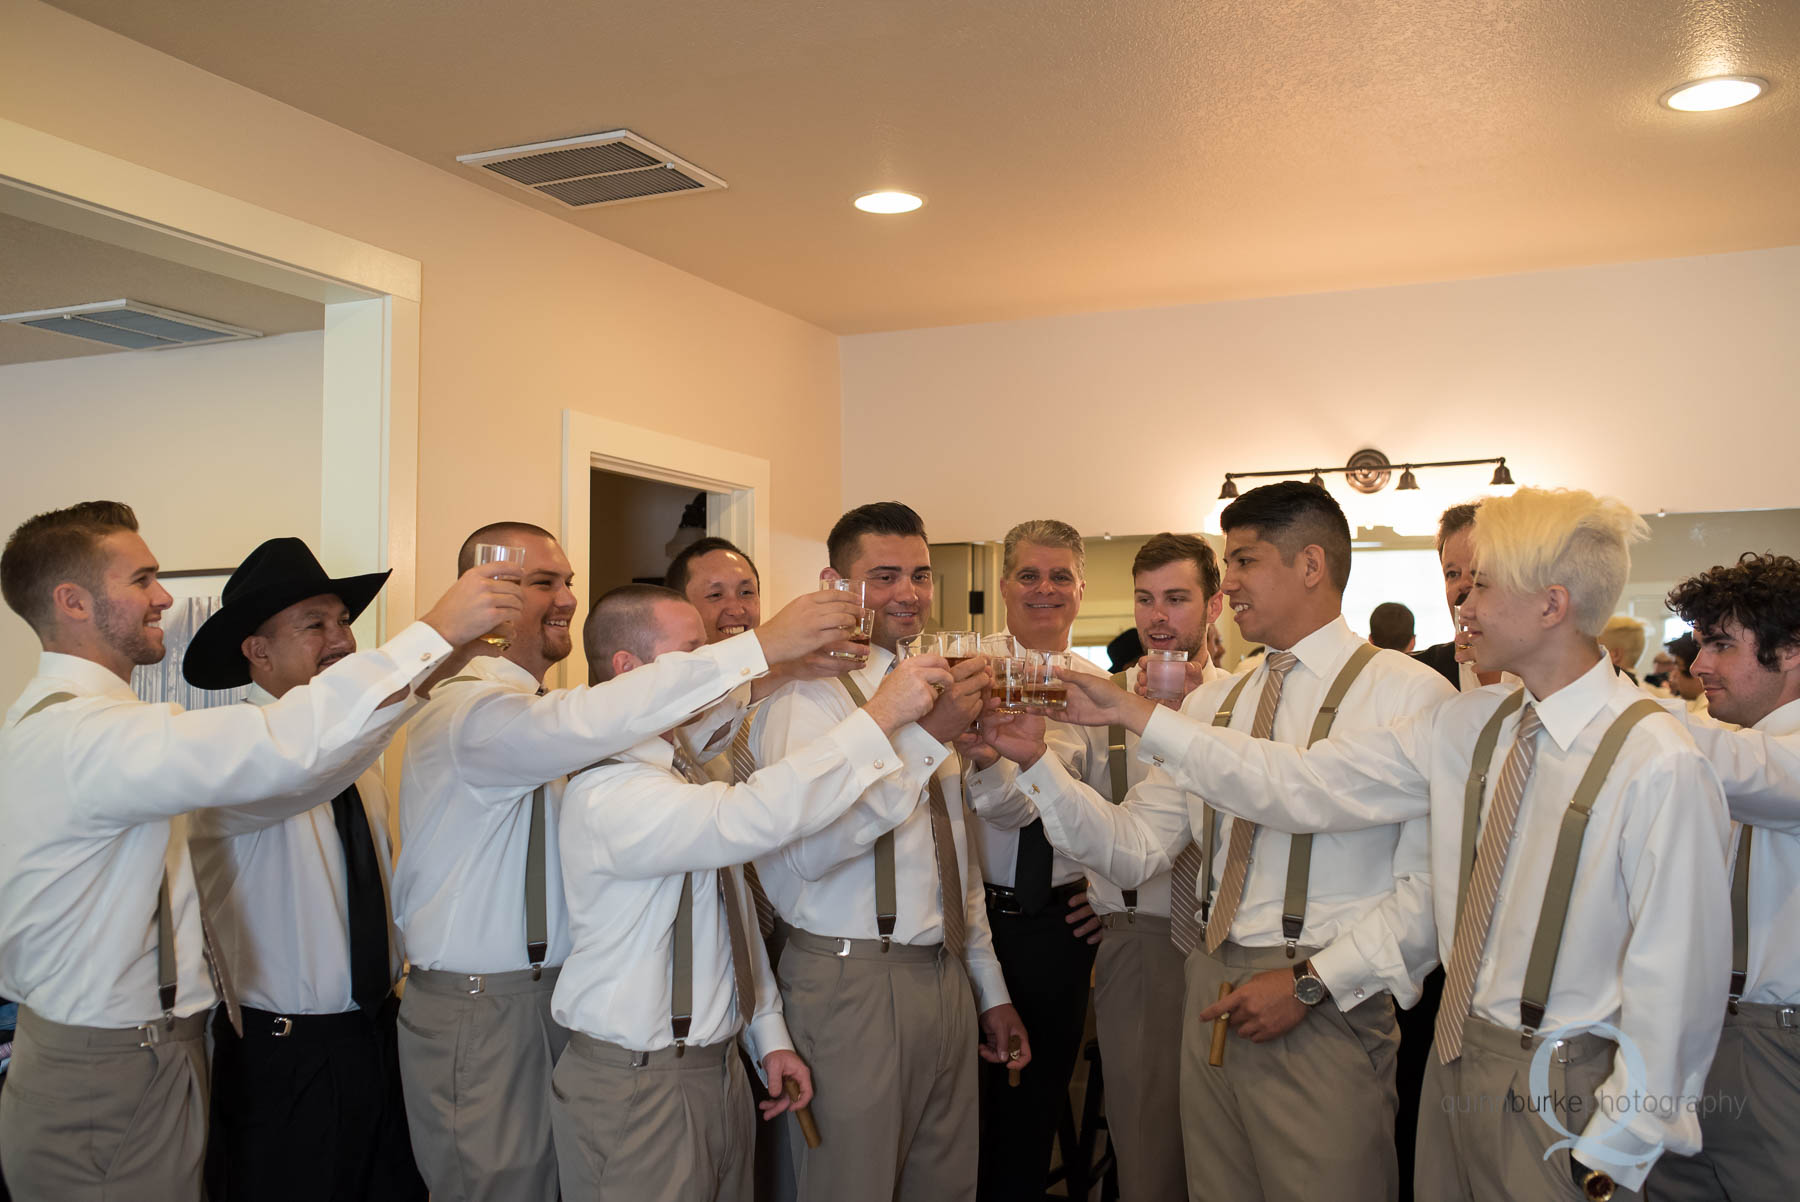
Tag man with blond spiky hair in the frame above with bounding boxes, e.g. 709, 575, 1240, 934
1038, 487, 1731, 1201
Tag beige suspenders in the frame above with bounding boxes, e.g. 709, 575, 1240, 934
1106, 672, 1135, 910
1199, 644, 1379, 954
1729, 826, 1754, 1013
441, 675, 550, 977
836, 672, 898, 949
1459, 693, 1663, 1036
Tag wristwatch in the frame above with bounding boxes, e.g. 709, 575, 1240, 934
1292, 960, 1328, 1006
1571, 1160, 1616, 1201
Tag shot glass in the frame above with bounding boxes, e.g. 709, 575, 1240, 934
1025, 651, 1071, 712
822, 578, 874, 659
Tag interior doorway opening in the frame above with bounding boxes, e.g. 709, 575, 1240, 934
587, 466, 726, 609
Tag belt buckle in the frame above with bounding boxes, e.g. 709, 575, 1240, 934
465, 974, 487, 996
834, 938, 852, 958
1780, 1006, 1797, 1029
136, 1017, 172, 1049
1553, 1038, 1570, 1065
271, 1015, 294, 1038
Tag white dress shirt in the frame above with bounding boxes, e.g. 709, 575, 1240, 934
189, 686, 403, 1014
395, 634, 768, 974
553, 711, 903, 1060
1668, 697, 1800, 1005
1021, 618, 1450, 1006
749, 645, 1011, 1012
0, 623, 449, 1028
1130, 655, 1730, 1188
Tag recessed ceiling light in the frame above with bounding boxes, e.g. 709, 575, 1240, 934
854, 191, 925, 214
1661, 75, 1767, 111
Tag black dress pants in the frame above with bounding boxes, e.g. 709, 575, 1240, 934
204, 997, 426, 1202
1394, 965, 1444, 1202
977, 892, 1098, 1202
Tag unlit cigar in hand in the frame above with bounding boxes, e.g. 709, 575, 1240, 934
1209, 981, 1231, 1067
785, 1078, 822, 1149
1007, 1033, 1023, 1087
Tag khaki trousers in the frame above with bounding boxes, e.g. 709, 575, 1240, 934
1181, 941, 1399, 1202
775, 927, 979, 1202
1649, 1002, 1800, 1201
550, 1033, 754, 1201
395, 966, 568, 1202
0, 1006, 209, 1201
1092, 913, 1187, 1202
1416, 1015, 1644, 1201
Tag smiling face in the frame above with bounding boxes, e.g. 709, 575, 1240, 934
508, 533, 578, 679
1002, 542, 1084, 651
1457, 569, 1565, 677
1221, 527, 1322, 650
244, 593, 357, 696
1135, 559, 1223, 659
88, 530, 173, 670
1693, 619, 1799, 727
681, 548, 761, 643
1440, 526, 1478, 661
843, 532, 933, 651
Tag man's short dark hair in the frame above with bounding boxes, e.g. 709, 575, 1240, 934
457, 522, 556, 574
1131, 532, 1221, 599
1220, 481, 1352, 592
2, 500, 140, 634
666, 537, 758, 597
1437, 503, 1480, 554
1665, 631, 1700, 672
1667, 552, 1800, 671
827, 502, 927, 575
583, 583, 689, 680
1368, 601, 1415, 651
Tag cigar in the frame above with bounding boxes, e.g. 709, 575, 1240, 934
1007, 1033, 1023, 1086
1209, 981, 1231, 1067
784, 1077, 822, 1148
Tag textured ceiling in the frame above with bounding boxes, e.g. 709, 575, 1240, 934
0, 213, 324, 366
42, 0, 1800, 333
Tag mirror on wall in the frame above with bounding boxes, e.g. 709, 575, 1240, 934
934, 508, 1800, 676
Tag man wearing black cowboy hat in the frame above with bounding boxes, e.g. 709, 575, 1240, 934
0, 501, 517, 1200
185, 537, 428, 1202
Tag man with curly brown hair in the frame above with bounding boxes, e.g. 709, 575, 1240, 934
1652, 552, 1800, 1202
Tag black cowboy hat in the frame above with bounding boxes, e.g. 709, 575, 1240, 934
183, 537, 391, 690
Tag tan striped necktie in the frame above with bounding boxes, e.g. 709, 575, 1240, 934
1435, 703, 1542, 1064
725, 717, 780, 939
1170, 651, 1298, 956
927, 774, 966, 961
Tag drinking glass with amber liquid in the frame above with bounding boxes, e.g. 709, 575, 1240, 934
473, 543, 527, 649
822, 578, 874, 659
1024, 651, 1071, 711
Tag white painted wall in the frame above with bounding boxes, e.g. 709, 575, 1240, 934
842, 247, 1800, 542
0, 330, 324, 695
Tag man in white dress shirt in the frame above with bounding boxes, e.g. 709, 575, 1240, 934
0, 500, 516, 1199
1650, 552, 1800, 1200
550, 584, 950, 1200
749, 501, 1029, 1202
393, 521, 860, 1202
181, 537, 426, 1201
1042, 486, 1731, 1201
961, 519, 1106, 1202
984, 484, 1450, 1202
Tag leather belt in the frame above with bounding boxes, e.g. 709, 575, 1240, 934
985, 879, 1084, 917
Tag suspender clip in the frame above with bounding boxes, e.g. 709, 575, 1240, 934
631, 1050, 650, 1068
1281, 913, 1304, 959
1780, 1007, 1797, 1029
1728, 970, 1746, 1015
877, 912, 896, 953
672, 1015, 691, 1057
530, 963, 543, 982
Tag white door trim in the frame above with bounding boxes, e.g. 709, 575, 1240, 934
561, 409, 771, 689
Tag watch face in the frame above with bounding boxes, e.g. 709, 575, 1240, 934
1294, 974, 1326, 1006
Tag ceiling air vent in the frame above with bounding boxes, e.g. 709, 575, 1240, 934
0, 300, 261, 351
457, 130, 726, 209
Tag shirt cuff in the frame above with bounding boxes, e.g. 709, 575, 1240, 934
1573, 1119, 1661, 1193
715, 629, 772, 685
1136, 703, 1188, 769
829, 709, 907, 787
891, 723, 953, 773
384, 620, 454, 678
965, 958, 1011, 1013
1309, 936, 1404, 1012
743, 1013, 794, 1080
1014, 753, 1077, 842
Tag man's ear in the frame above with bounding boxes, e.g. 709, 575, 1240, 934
1206, 591, 1225, 624
611, 649, 642, 678
1540, 585, 1574, 630
241, 634, 269, 675
50, 580, 94, 625
1298, 545, 1328, 589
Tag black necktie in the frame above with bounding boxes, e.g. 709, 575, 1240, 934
1015, 820, 1054, 915
331, 784, 391, 1015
